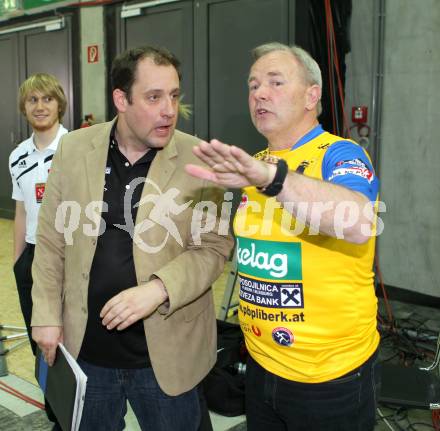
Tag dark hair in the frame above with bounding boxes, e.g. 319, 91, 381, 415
111, 46, 181, 103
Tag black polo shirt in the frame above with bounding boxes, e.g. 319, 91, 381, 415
79, 126, 157, 368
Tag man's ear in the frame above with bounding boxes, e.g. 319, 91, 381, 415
306, 85, 321, 111
113, 89, 128, 113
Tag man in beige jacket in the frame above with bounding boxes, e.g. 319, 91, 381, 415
31, 46, 233, 431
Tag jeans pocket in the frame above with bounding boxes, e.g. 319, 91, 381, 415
328, 370, 361, 385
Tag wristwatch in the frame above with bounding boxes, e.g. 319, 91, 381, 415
256, 155, 288, 197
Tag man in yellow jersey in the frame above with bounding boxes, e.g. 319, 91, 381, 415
186, 42, 380, 431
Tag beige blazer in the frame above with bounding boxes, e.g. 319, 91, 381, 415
31, 119, 233, 396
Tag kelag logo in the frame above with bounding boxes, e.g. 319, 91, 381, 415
236, 237, 302, 280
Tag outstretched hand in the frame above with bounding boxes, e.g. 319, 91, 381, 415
185, 139, 275, 189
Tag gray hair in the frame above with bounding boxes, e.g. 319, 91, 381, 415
251, 42, 322, 114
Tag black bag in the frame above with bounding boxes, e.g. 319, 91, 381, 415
202, 320, 247, 417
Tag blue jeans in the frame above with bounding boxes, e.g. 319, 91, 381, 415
245, 350, 379, 431
77, 359, 201, 431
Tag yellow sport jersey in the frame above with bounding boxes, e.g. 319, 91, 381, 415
234, 127, 380, 383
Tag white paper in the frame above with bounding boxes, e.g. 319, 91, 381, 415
58, 343, 88, 431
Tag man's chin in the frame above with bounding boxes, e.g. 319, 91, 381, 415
31, 121, 59, 133
32, 125, 51, 132
252, 117, 272, 134
149, 129, 175, 148
149, 139, 170, 149
255, 123, 274, 139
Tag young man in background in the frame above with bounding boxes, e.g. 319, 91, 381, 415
9, 73, 68, 430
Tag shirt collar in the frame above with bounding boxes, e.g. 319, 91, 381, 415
25, 134, 36, 152
47, 125, 68, 151
30, 124, 68, 152
109, 120, 118, 147
291, 124, 324, 151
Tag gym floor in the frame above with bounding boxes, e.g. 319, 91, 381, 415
1, 218, 439, 430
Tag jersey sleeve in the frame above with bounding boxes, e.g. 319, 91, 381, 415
322, 140, 379, 202
9, 152, 24, 201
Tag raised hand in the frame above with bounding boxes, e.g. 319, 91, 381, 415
185, 139, 275, 189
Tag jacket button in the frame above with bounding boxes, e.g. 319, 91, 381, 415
82, 307, 87, 314
82, 273, 89, 280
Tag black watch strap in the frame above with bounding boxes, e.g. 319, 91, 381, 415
257, 158, 288, 197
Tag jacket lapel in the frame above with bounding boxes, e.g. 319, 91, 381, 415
149, 134, 178, 190
85, 120, 114, 207
134, 134, 178, 231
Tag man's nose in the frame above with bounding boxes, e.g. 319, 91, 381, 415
254, 85, 269, 101
161, 97, 176, 117
36, 99, 45, 109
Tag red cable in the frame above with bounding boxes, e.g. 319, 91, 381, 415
333, 58, 351, 137
432, 409, 440, 431
331, 34, 351, 137
376, 313, 384, 325
0, 380, 45, 409
0, 380, 45, 410
0, 385, 43, 408
324, 0, 337, 134
325, 0, 351, 138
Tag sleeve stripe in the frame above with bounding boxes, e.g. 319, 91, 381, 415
44, 154, 54, 164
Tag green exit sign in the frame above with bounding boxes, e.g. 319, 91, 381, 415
0, 0, 23, 15
1, 0, 68, 18
23, 0, 66, 10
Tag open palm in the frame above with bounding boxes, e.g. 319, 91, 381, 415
185, 139, 270, 189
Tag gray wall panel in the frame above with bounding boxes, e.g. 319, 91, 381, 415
347, 0, 440, 297
119, 1, 194, 134
0, 35, 20, 217
0, 15, 77, 219
206, 0, 291, 154
378, 0, 440, 297
24, 27, 74, 131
